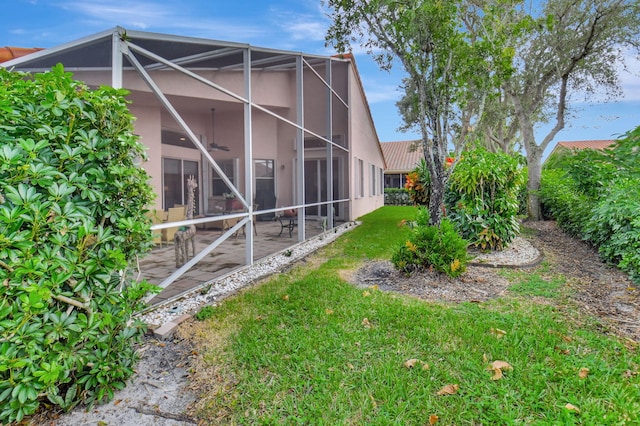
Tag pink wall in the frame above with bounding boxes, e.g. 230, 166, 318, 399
72, 57, 384, 221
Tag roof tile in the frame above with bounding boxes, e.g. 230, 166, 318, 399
0, 47, 43, 63
381, 140, 423, 173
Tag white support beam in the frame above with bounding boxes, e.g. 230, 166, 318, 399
111, 30, 123, 89
296, 55, 305, 242
243, 48, 254, 264
326, 58, 334, 230
303, 57, 348, 109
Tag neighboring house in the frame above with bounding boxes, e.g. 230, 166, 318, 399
380, 140, 423, 188
547, 139, 615, 159
1, 27, 386, 291
0, 46, 43, 62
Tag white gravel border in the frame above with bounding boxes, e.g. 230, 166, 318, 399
138, 221, 360, 327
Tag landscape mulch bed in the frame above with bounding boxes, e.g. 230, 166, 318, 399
349, 221, 639, 342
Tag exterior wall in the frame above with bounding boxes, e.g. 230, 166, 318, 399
347, 64, 385, 220
58, 52, 384, 223
129, 104, 162, 211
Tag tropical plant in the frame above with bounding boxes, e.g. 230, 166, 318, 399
0, 65, 156, 423
445, 148, 526, 250
403, 159, 430, 206
392, 208, 469, 278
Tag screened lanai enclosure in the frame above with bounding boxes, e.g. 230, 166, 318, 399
3, 27, 386, 304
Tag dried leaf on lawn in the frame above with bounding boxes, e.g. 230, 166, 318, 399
403, 358, 419, 369
281, 294, 289, 301
362, 290, 371, 297
429, 414, 439, 424
361, 318, 372, 328
487, 360, 513, 380
325, 308, 334, 315
490, 368, 503, 381
578, 367, 589, 379
565, 403, 580, 413
489, 360, 513, 371
490, 328, 507, 339
436, 384, 459, 396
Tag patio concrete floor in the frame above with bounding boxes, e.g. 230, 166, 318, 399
139, 218, 329, 306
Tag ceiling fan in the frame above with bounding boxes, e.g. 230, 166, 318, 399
209, 142, 230, 152
208, 108, 230, 152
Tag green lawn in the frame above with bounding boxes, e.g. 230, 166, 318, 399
185, 206, 639, 425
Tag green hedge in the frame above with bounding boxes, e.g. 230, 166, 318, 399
384, 188, 411, 205
0, 65, 156, 422
540, 126, 640, 283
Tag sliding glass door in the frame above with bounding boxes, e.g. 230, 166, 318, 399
304, 158, 339, 217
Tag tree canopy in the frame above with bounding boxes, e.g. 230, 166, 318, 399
505, 0, 640, 219
325, 0, 516, 224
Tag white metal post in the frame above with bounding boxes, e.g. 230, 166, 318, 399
326, 59, 334, 229
111, 29, 123, 89
244, 48, 254, 264
296, 55, 305, 241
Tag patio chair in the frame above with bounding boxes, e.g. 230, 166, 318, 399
145, 210, 164, 247
276, 209, 297, 237
164, 206, 186, 243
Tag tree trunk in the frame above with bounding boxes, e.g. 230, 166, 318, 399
429, 172, 446, 225
526, 146, 543, 221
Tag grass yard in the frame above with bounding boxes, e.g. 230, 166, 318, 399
183, 206, 640, 425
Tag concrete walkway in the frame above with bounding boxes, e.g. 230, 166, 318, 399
139, 218, 329, 305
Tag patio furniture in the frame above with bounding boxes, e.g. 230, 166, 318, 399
145, 210, 165, 247
277, 215, 297, 237
163, 206, 186, 243
222, 206, 258, 238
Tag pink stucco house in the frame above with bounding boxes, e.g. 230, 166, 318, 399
2, 27, 386, 295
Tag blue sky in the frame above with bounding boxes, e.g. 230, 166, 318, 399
3, 0, 639, 156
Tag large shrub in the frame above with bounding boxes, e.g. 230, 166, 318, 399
392, 207, 469, 278
538, 168, 594, 237
445, 148, 525, 250
540, 126, 640, 283
0, 65, 156, 422
584, 178, 640, 283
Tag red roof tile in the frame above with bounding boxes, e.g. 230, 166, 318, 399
381, 140, 423, 173
556, 140, 615, 150
0, 47, 43, 63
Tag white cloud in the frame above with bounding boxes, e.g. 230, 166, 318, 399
56, 1, 269, 42
60, 1, 171, 29
360, 76, 402, 104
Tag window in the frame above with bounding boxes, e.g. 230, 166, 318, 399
163, 158, 199, 211
255, 159, 276, 217
370, 164, 376, 196
355, 158, 364, 198
254, 159, 275, 195
385, 174, 402, 189
211, 159, 237, 196
379, 167, 384, 195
